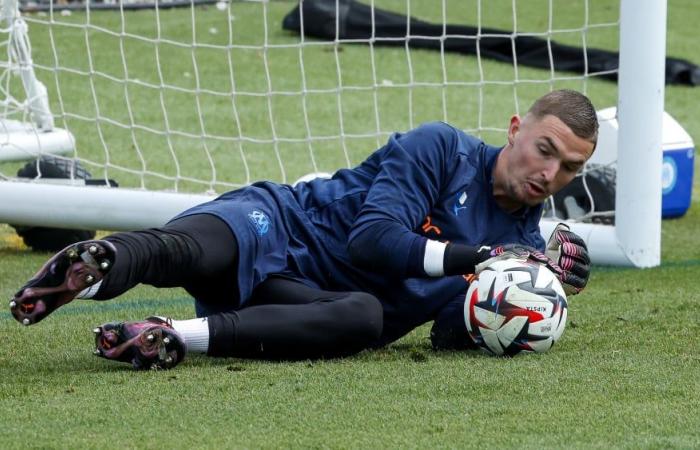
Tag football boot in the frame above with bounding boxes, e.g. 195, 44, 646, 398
93, 317, 186, 370
10, 240, 116, 325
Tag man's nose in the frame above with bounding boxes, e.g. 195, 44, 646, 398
542, 160, 560, 182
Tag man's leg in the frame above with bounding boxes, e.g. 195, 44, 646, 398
93, 277, 384, 369
206, 277, 384, 359
11, 213, 238, 325
95, 213, 238, 302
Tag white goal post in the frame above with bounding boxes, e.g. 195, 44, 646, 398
0, 0, 74, 159
0, 0, 666, 267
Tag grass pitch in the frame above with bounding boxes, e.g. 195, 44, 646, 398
1, 0, 700, 448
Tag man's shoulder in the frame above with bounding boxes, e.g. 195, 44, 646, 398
410, 121, 486, 157
414, 121, 477, 140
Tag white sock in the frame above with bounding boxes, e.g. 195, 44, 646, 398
76, 280, 103, 299
170, 317, 210, 353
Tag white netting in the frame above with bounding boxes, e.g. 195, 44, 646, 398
1, 0, 620, 208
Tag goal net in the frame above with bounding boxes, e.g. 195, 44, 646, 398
0, 0, 666, 266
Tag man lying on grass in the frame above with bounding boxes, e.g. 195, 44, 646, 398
11, 89, 594, 369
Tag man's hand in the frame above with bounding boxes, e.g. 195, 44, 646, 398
545, 223, 590, 295
475, 244, 560, 275
474, 243, 569, 291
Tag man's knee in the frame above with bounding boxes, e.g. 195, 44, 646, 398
334, 292, 383, 342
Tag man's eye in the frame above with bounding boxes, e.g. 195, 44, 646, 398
538, 145, 549, 155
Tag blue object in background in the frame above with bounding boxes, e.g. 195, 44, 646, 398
662, 146, 695, 218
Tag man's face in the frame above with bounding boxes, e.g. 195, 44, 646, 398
494, 113, 595, 210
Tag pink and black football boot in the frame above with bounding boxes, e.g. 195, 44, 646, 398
93, 317, 187, 370
10, 240, 117, 325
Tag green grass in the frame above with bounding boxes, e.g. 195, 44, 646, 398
1, 0, 700, 448
1, 247, 699, 449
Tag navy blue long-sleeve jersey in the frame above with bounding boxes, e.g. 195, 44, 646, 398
175, 122, 545, 344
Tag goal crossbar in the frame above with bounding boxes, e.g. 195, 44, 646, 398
0, 178, 651, 268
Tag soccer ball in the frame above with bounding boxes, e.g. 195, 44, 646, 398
464, 258, 568, 356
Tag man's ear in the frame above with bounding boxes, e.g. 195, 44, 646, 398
507, 115, 521, 145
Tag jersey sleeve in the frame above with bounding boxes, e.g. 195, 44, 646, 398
347, 122, 459, 278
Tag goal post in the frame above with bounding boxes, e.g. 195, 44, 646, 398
542, 0, 667, 267
0, 0, 667, 267
611, 0, 666, 267
0, 0, 74, 161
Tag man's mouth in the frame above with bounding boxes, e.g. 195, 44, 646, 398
525, 181, 546, 197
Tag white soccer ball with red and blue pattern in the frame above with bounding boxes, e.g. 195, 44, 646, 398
464, 258, 568, 356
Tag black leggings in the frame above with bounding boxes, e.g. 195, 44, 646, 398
98, 214, 240, 306
97, 214, 383, 359
210, 278, 383, 359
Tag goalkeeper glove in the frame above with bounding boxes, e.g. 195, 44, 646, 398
545, 223, 590, 295
474, 244, 562, 277
442, 243, 562, 279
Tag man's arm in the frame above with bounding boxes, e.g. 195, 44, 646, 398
347, 122, 456, 278
346, 122, 552, 279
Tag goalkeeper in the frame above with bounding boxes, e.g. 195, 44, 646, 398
10, 89, 596, 369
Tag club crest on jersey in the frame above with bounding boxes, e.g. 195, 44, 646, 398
453, 191, 468, 216
248, 210, 270, 236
